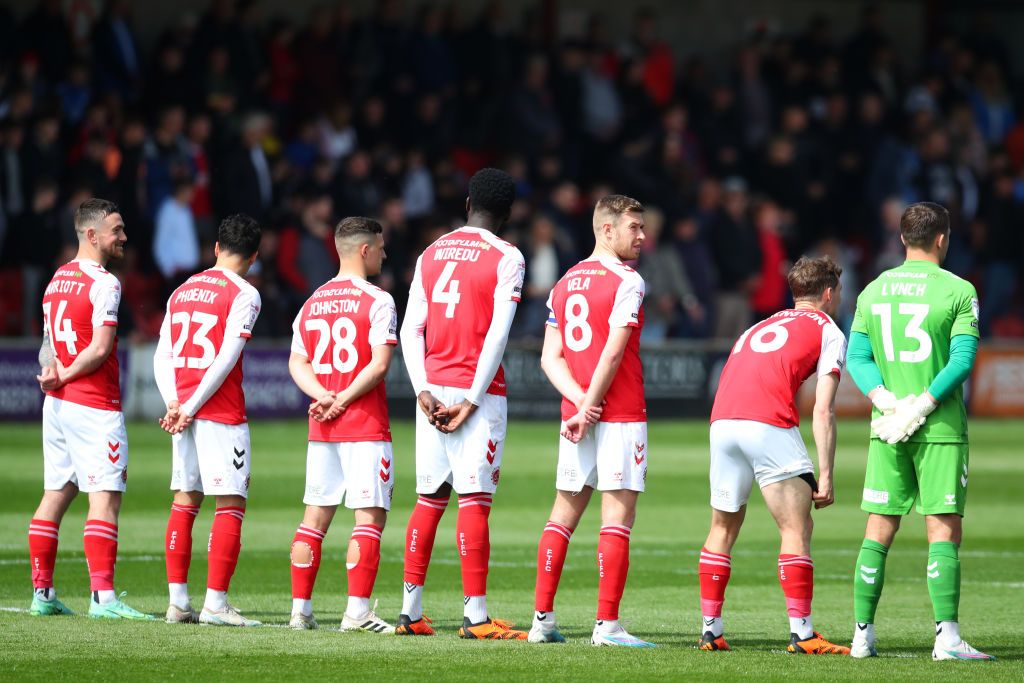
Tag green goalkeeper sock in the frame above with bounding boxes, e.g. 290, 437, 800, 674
854, 539, 888, 624
927, 541, 960, 623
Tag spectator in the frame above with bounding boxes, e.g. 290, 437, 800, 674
711, 177, 761, 338
152, 177, 200, 287
222, 111, 275, 220
636, 207, 703, 343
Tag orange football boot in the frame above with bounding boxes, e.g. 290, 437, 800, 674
788, 631, 851, 655
458, 617, 528, 640
698, 631, 731, 651
395, 614, 434, 636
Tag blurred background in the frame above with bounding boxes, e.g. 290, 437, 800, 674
0, 0, 1023, 419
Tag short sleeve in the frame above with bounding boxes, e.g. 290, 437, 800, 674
289, 310, 307, 357
545, 289, 557, 328
368, 294, 399, 347
850, 297, 867, 335
817, 323, 848, 378
90, 276, 120, 327
609, 273, 645, 328
226, 287, 261, 339
951, 282, 980, 339
495, 250, 526, 302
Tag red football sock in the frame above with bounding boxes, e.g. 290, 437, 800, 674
403, 494, 448, 586
597, 525, 631, 621
165, 504, 200, 584
778, 554, 814, 617
699, 547, 732, 617
28, 519, 60, 589
348, 525, 383, 598
457, 493, 492, 596
291, 524, 325, 599
83, 519, 118, 592
207, 507, 245, 592
535, 521, 573, 612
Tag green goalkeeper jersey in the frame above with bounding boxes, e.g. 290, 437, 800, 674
851, 259, 979, 443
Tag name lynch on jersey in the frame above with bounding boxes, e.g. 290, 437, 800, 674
881, 282, 927, 297
175, 288, 220, 305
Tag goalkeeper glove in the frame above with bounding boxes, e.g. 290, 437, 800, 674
871, 393, 938, 444
869, 386, 900, 413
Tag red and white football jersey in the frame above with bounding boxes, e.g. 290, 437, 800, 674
547, 256, 646, 422
42, 259, 122, 411
711, 309, 847, 428
408, 227, 525, 395
165, 268, 260, 424
291, 276, 398, 442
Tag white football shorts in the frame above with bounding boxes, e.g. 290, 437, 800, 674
303, 440, 394, 510
171, 419, 251, 497
415, 384, 506, 495
556, 421, 648, 493
42, 396, 128, 493
708, 418, 815, 512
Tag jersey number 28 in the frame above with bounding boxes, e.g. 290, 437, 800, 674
305, 317, 358, 373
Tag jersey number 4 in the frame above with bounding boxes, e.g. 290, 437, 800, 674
870, 303, 931, 362
431, 261, 462, 318
305, 317, 358, 373
171, 311, 218, 369
732, 318, 794, 354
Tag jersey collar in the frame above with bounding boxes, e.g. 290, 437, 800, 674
901, 259, 940, 270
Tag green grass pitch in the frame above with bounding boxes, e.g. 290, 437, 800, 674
0, 418, 1021, 681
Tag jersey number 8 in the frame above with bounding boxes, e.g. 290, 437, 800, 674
305, 317, 358, 373
564, 293, 593, 352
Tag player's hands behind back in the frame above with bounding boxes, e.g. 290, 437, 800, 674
871, 392, 938, 444
435, 399, 477, 433
159, 400, 194, 434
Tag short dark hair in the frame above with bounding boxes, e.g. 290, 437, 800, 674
335, 216, 383, 244
788, 255, 842, 300
74, 198, 119, 234
217, 213, 261, 257
900, 202, 949, 248
468, 168, 516, 219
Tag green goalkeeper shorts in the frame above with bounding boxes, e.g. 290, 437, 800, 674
861, 439, 969, 516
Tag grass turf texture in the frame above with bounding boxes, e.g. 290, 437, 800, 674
0, 419, 1020, 681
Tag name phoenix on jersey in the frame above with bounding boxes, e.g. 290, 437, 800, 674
174, 288, 220, 305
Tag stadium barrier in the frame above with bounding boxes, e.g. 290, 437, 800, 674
0, 339, 1016, 421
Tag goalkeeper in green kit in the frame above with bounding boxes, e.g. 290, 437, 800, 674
846, 202, 994, 661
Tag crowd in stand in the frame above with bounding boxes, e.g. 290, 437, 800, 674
1, 0, 1022, 342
